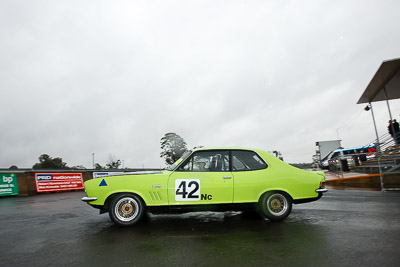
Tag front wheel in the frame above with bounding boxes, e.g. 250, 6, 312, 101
258, 191, 292, 222
109, 193, 145, 227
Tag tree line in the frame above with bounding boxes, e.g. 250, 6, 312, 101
8, 133, 190, 170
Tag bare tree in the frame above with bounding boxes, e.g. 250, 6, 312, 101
106, 153, 121, 169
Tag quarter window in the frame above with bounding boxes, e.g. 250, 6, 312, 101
232, 150, 267, 171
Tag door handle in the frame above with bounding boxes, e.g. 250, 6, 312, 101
223, 176, 232, 179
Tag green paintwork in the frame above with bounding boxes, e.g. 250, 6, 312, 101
83, 147, 325, 208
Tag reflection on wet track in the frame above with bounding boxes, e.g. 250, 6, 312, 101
0, 190, 399, 266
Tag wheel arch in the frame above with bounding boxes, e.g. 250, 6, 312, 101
258, 189, 294, 203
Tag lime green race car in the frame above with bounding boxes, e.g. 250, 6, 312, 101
82, 147, 327, 226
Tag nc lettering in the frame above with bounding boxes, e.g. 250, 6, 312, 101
201, 194, 212, 200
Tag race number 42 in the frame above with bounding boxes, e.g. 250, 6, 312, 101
175, 179, 200, 201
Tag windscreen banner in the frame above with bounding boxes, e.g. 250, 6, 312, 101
0, 173, 19, 196
35, 173, 84, 192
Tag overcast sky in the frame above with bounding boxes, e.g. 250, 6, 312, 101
1, 0, 399, 168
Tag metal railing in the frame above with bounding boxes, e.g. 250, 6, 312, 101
328, 133, 400, 177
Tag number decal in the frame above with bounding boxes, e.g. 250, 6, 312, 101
175, 179, 200, 201
176, 181, 188, 199
187, 181, 199, 199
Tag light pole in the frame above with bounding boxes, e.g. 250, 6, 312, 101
364, 103, 380, 152
365, 103, 384, 191
92, 153, 95, 169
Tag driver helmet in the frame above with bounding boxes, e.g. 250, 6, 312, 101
196, 158, 210, 168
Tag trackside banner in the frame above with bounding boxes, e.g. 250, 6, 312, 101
0, 173, 19, 196
35, 173, 84, 192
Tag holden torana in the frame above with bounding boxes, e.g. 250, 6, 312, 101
82, 147, 327, 226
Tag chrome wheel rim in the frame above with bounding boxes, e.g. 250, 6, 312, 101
115, 197, 139, 222
267, 193, 288, 216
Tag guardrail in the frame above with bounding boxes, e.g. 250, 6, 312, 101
328, 131, 400, 174
328, 152, 400, 175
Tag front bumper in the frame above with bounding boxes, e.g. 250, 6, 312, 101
81, 197, 98, 202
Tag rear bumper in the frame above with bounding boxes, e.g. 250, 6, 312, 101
294, 186, 327, 204
316, 188, 328, 193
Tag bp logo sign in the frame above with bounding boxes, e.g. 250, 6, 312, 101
0, 173, 19, 196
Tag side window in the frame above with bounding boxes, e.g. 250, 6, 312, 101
344, 150, 354, 155
178, 151, 230, 172
232, 150, 267, 171
331, 152, 339, 159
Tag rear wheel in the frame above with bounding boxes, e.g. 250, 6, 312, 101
258, 191, 292, 222
109, 193, 145, 227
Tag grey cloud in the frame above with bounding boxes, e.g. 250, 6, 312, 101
1, 0, 400, 168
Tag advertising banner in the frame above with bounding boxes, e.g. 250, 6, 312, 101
93, 172, 125, 178
93, 172, 112, 179
35, 173, 84, 192
0, 173, 19, 196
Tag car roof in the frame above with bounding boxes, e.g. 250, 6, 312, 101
192, 147, 262, 152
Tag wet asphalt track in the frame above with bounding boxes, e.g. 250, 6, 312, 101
0, 189, 399, 266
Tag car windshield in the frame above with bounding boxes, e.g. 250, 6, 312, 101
167, 150, 192, 171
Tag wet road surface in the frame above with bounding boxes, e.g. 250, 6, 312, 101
0, 189, 399, 266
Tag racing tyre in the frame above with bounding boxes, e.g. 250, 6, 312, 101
109, 193, 145, 227
259, 191, 292, 222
